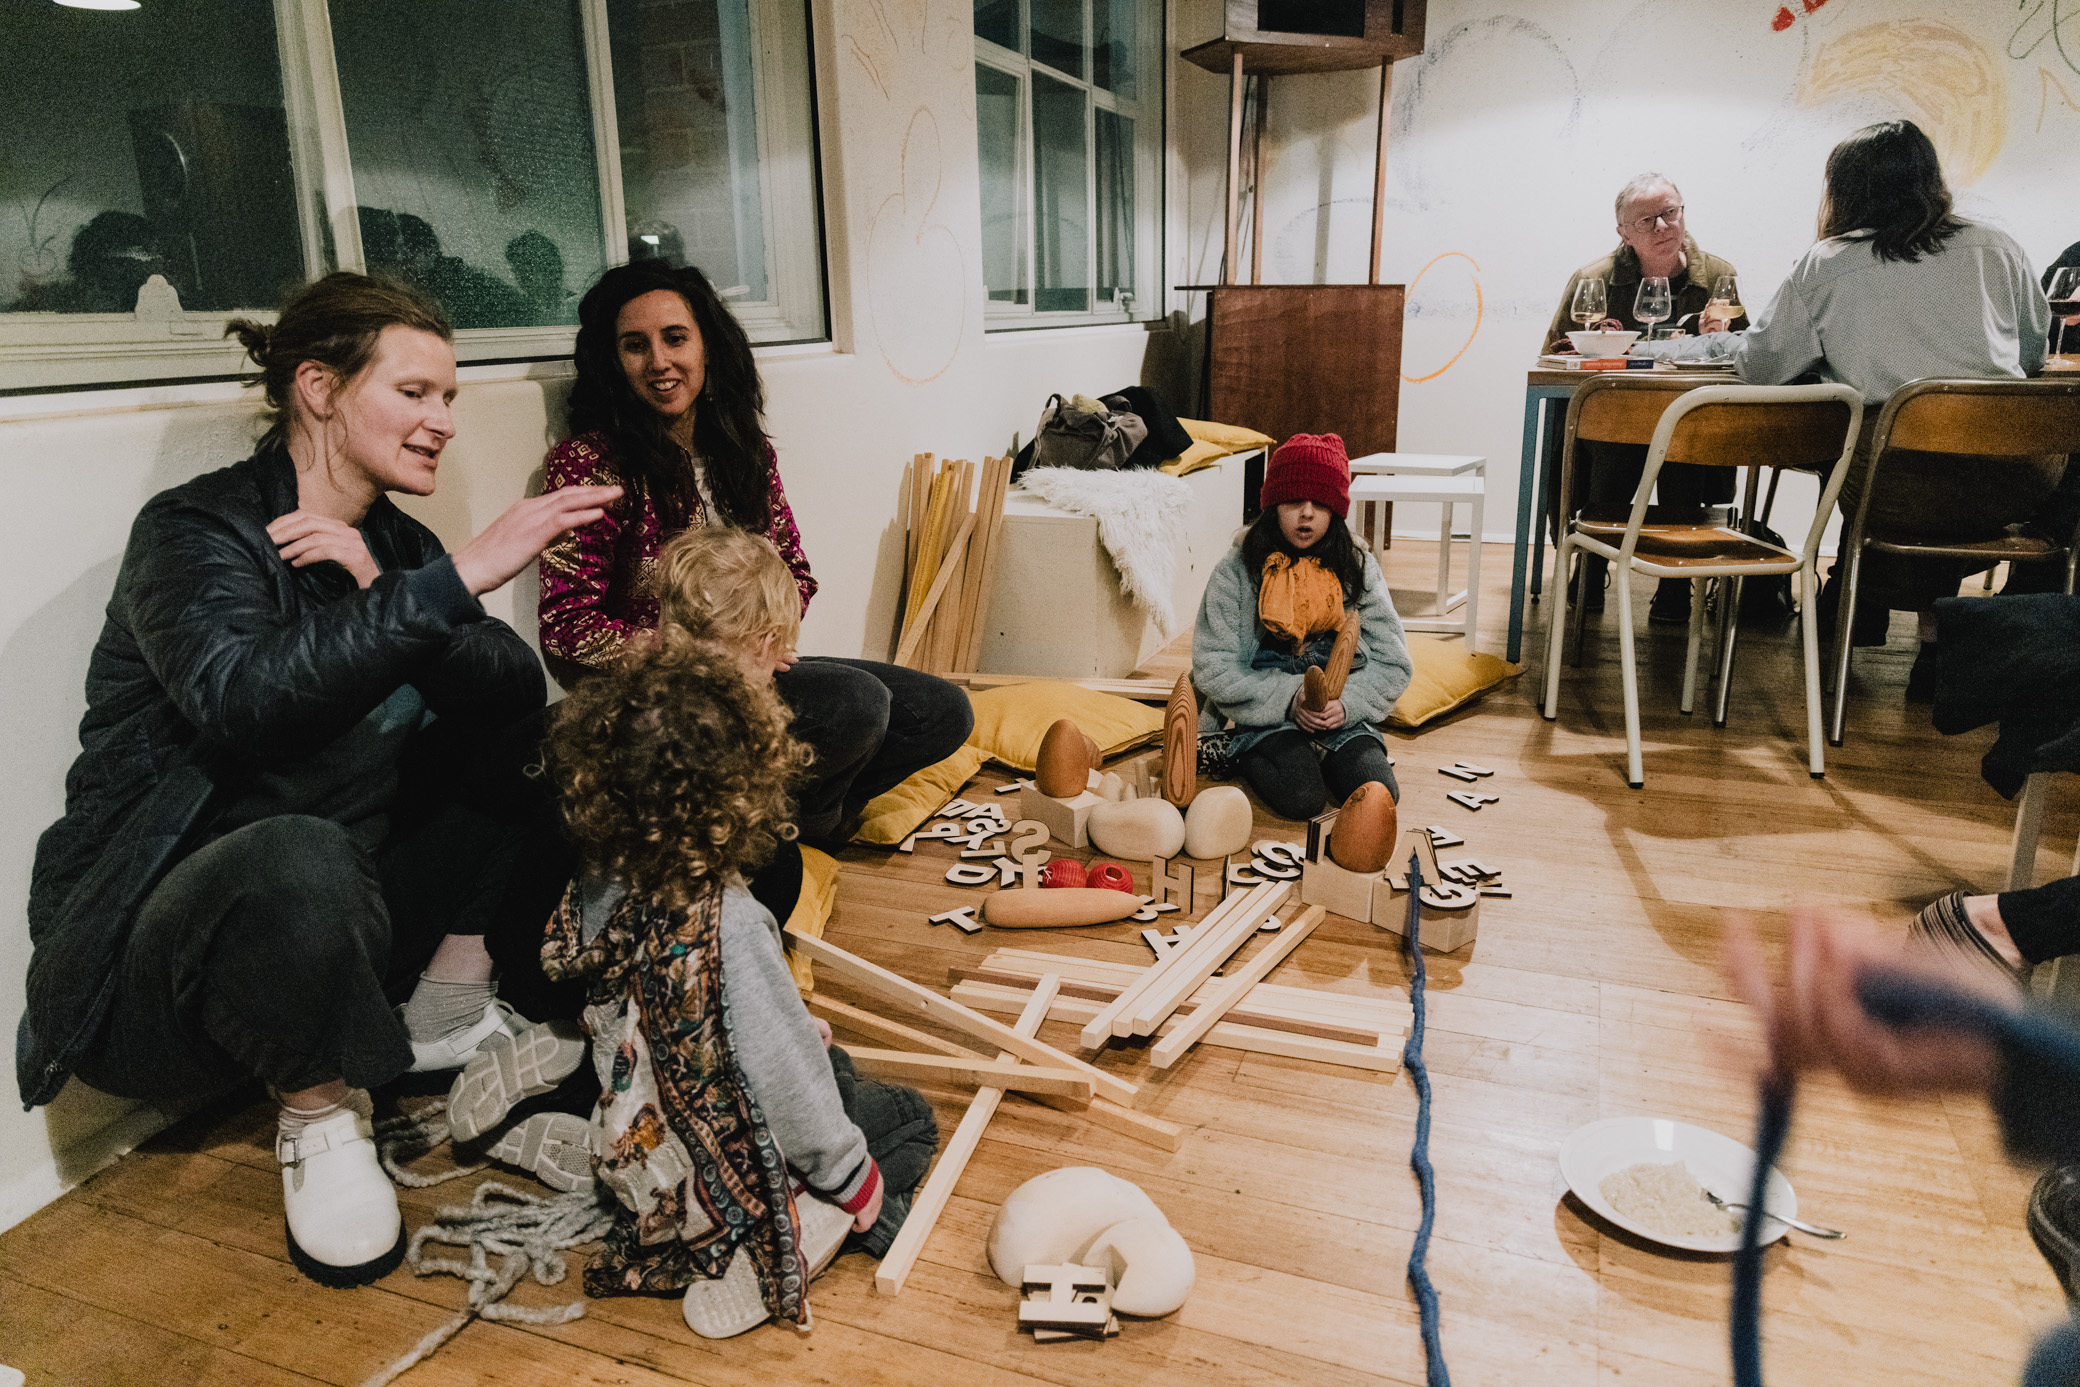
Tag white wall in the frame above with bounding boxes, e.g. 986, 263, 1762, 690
1175, 0, 2080, 550
0, 0, 1168, 1230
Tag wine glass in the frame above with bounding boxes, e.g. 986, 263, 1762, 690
1571, 278, 1607, 335
1706, 273, 1742, 331
2050, 266, 2080, 358
1634, 276, 1673, 345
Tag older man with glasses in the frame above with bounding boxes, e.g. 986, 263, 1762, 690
1543, 174, 1751, 622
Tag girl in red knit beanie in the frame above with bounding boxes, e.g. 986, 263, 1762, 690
1188, 433, 1414, 820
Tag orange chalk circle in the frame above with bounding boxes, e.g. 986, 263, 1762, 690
1401, 251, 1483, 384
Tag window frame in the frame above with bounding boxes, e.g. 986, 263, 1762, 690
974, 0, 1163, 332
0, 0, 827, 394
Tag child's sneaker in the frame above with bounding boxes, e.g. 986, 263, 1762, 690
484, 1111, 596, 1192
447, 1020, 588, 1142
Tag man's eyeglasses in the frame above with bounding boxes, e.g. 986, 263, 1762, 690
1624, 205, 1684, 233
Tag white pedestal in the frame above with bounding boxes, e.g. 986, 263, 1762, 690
1020, 788, 1103, 850
977, 453, 1254, 679
1300, 854, 1379, 923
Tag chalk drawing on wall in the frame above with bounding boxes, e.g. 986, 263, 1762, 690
1796, 19, 2007, 184
2043, 67, 2080, 131
2011, 1, 2080, 79
1400, 252, 1482, 384
1391, 16, 1581, 214
866, 107, 967, 385
839, 0, 970, 385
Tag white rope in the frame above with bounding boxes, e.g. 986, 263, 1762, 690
374, 1103, 489, 1189
360, 1103, 618, 1387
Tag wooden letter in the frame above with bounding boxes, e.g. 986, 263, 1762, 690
928, 905, 982, 933
1151, 855, 1195, 913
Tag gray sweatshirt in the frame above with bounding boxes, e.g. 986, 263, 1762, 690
578, 875, 874, 1207
1649, 222, 2051, 404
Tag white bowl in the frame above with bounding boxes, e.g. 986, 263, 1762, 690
1566, 329, 1642, 358
1558, 1116, 1797, 1253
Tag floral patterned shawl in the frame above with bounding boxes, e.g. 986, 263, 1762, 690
541, 877, 807, 1322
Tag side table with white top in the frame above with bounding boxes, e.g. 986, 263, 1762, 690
1348, 452, 1486, 652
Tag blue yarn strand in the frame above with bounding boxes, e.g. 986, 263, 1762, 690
1731, 1074, 1793, 1387
1402, 852, 1451, 1387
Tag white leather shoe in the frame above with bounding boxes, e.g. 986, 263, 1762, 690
278, 1105, 404, 1287
405, 998, 525, 1073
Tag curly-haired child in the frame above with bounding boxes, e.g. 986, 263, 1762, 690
1191, 432, 1413, 819
532, 633, 931, 1337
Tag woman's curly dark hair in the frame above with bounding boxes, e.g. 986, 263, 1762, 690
548, 632, 812, 912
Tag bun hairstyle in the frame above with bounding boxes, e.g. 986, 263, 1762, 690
226, 271, 451, 448
566, 259, 772, 535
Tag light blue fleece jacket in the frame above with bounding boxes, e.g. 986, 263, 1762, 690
1190, 544, 1412, 731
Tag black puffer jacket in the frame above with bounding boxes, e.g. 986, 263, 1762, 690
17, 445, 545, 1108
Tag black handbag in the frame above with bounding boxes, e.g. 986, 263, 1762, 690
1101, 385, 1193, 469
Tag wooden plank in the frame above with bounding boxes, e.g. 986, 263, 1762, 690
979, 947, 1411, 1026
843, 1047, 1092, 1100
952, 981, 1404, 1074
958, 455, 1013, 671
785, 928, 1138, 1107
1075, 884, 1264, 1047
1019, 1091, 1189, 1153
808, 994, 981, 1059
1128, 882, 1293, 1035
951, 967, 1387, 1046
1152, 906, 1327, 1068
895, 511, 975, 670
875, 975, 1060, 1296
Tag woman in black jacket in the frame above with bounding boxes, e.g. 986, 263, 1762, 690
16, 273, 617, 1286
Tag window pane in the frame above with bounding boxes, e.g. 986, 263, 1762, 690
976, 65, 1027, 306
1093, 0, 1136, 98
1095, 108, 1132, 307
1031, 73, 1088, 314
331, 0, 606, 330
1, 0, 304, 316
611, 0, 816, 326
1030, 0, 1086, 78
975, 0, 1019, 51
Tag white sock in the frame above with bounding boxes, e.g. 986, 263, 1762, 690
277, 1087, 373, 1133
401, 975, 496, 1044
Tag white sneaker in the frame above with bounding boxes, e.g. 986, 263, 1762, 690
484, 1111, 596, 1192
681, 1246, 772, 1339
278, 1104, 404, 1287
794, 1183, 852, 1279
405, 998, 525, 1073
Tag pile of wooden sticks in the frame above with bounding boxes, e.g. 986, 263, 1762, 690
895, 452, 1013, 673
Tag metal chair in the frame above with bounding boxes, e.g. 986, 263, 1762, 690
1542, 382, 1863, 787
1829, 378, 2080, 746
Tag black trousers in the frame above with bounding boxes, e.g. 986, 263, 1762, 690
1236, 731, 1401, 821
73, 782, 523, 1103
2000, 875, 2080, 967
776, 657, 975, 846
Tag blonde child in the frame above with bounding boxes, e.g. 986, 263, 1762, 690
655, 525, 801, 683
1191, 433, 1413, 819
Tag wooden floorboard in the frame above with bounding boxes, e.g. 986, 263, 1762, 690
4, 541, 2072, 1384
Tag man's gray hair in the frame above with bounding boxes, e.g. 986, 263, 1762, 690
1614, 173, 1680, 222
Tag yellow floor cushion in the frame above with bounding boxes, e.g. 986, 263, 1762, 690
1160, 420, 1279, 476
782, 844, 843, 995
966, 680, 1164, 770
1384, 635, 1521, 729
851, 743, 987, 847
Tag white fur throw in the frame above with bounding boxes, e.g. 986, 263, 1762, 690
1017, 466, 1193, 638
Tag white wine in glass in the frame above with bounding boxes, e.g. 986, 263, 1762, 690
1570, 278, 1607, 336
1706, 273, 1743, 328
2049, 266, 2080, 357
1634, 276, 1672, 342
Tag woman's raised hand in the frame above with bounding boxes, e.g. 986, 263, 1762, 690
452, 485, 623, 596
268, 510, 381, 588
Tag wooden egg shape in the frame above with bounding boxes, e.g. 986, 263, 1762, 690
1162, 674, 1197, 807
1327, 781, 1397, 874
1300, 666, 1331, 714
1040, 858, 1088, 889
985, 887, 1144, 928
1084, 861, 1134, 893
1035, 718, 1092, 798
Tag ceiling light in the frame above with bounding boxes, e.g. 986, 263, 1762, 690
56, 1, 143, 9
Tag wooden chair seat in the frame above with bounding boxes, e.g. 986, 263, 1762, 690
1863, 527, 2062, 561
1572, 507, 1795, 564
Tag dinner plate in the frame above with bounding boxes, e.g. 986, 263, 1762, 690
1558, 1116, 1797, 1253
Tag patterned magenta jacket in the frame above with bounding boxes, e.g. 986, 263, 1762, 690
537, 431, 817, 672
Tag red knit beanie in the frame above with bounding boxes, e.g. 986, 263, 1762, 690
1260, 433, 1351, 518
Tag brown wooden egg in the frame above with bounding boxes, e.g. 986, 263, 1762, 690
1034, 718, 1092, 798
1328, 781, 1398, 874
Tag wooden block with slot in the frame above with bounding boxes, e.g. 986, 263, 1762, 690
1374, 876, 1479, 954
1300, 851, 1378, 922
1018, 787, 1102, 850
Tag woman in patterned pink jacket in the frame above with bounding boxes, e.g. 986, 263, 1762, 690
537, 260, 971, 850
